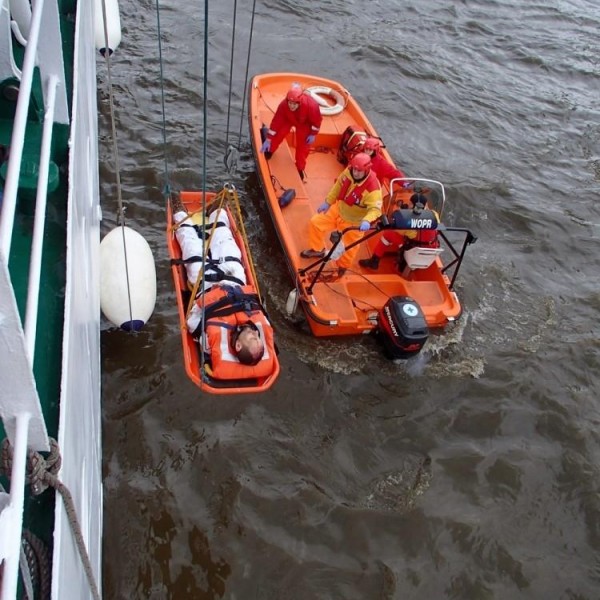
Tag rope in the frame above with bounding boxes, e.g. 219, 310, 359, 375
21, 529, 51, 600
224, 0, 237, 151
235, 0, 257, 149
222, 0, 257, 173
19, 543, 35, 600
1, 438, 101, 600
223, 0, 239, 174
99, 0, 135, 332
154, 0, 172, 205
225, 184, 262, 303
199, 0, 210, 375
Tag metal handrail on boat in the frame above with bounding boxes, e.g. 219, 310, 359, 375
0, 413, 31, 599
439, 227, 478, 290
0, 0, 64, 596
0, 0, 61, 438
24, 75, 59, 357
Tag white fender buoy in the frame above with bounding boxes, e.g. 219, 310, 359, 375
9, 0, 31, 40
100, 226, 156, 331
94, 0, 122, 55
305, 86, 345, 116
285, 289, 298, 316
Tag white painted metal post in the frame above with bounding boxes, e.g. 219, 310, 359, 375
0, 0, 45, 261
0, 412, 31, 599
24, 75, 58, 359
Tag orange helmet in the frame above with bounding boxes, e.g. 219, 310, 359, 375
363, 137, 382, 154
349, 152, 372, 172
286, 85, 303, 102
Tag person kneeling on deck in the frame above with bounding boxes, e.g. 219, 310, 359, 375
172, 196, 275, 376
300, 152, 383, 276
359, 193, 440, 271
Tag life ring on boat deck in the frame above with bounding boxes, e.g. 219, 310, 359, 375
305, 86, 345, 116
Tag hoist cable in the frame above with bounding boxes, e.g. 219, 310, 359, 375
198, 0, 210, 372
154, 0, 172, 203
100, 0, 134, 332
224, 0, 237, 149
236, 0, 257, 148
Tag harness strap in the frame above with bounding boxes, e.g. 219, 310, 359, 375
204, 271, 246, 286
204, 320, 236, 331
191, 287, 265, 339
180, 220, 227, 239
170, 254, 243, 267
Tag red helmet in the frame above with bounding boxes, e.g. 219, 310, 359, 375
350, 152, 372, 172
363, 137, 382, 154
286, 85, 303, 102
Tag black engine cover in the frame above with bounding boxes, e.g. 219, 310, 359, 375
377, 296, 429, 359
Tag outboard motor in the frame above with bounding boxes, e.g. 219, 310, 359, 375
377, 296, 429, 359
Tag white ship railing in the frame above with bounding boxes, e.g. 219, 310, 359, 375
0, 413, 31, 599
0, 0, 69, 596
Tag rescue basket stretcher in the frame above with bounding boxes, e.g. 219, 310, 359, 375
167, 188, 280, 395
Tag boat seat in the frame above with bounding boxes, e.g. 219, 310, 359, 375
404, 246, 443, 270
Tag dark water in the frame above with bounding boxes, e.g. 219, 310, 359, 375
100, 1, 600, 598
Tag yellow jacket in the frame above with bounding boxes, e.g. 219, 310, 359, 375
326, 168, 383, 224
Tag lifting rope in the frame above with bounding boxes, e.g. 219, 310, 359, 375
223, 0, 258, 174
1, 438, 101, 600
154, 0, 172, 206
156, 0, 261, 378
99, 0, 135, 332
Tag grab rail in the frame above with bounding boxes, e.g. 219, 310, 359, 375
24, 74, 58, 357
0, 0, 46, 259
0, 413, 31, 600
0, 0, 50, 446
0, 1, 56, 596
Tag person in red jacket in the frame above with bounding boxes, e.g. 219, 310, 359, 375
362, 137, 407, 186
359, 193, 440, 271
260, 83, 323, 180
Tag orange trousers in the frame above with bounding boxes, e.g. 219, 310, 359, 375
307, 202, 365, 269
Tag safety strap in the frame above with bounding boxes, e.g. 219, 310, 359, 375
204, 271, 246, 287
179, 220, 227, 239
191, 286, 264, 339
204, 320, 236, 331
170, 254, 243, 267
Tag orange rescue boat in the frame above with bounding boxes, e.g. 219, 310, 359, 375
248, 72, 476, 358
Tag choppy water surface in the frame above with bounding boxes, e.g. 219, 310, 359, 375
100, 1, 600, 598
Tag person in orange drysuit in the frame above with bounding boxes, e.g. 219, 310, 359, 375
359, 193, 440, 270
171, 196, 268, 367
362, 137, 407, 186
260, 83, 323, 180
300, 153, 383, 275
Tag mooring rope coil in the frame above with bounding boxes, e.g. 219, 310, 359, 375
1, 438, 101, 600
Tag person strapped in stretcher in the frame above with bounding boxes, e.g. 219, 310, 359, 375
171, 196, 276, 379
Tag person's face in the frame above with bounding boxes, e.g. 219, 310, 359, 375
351, 167, 367, 180
235, 326, 263, 355
287, 100, 300, 112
